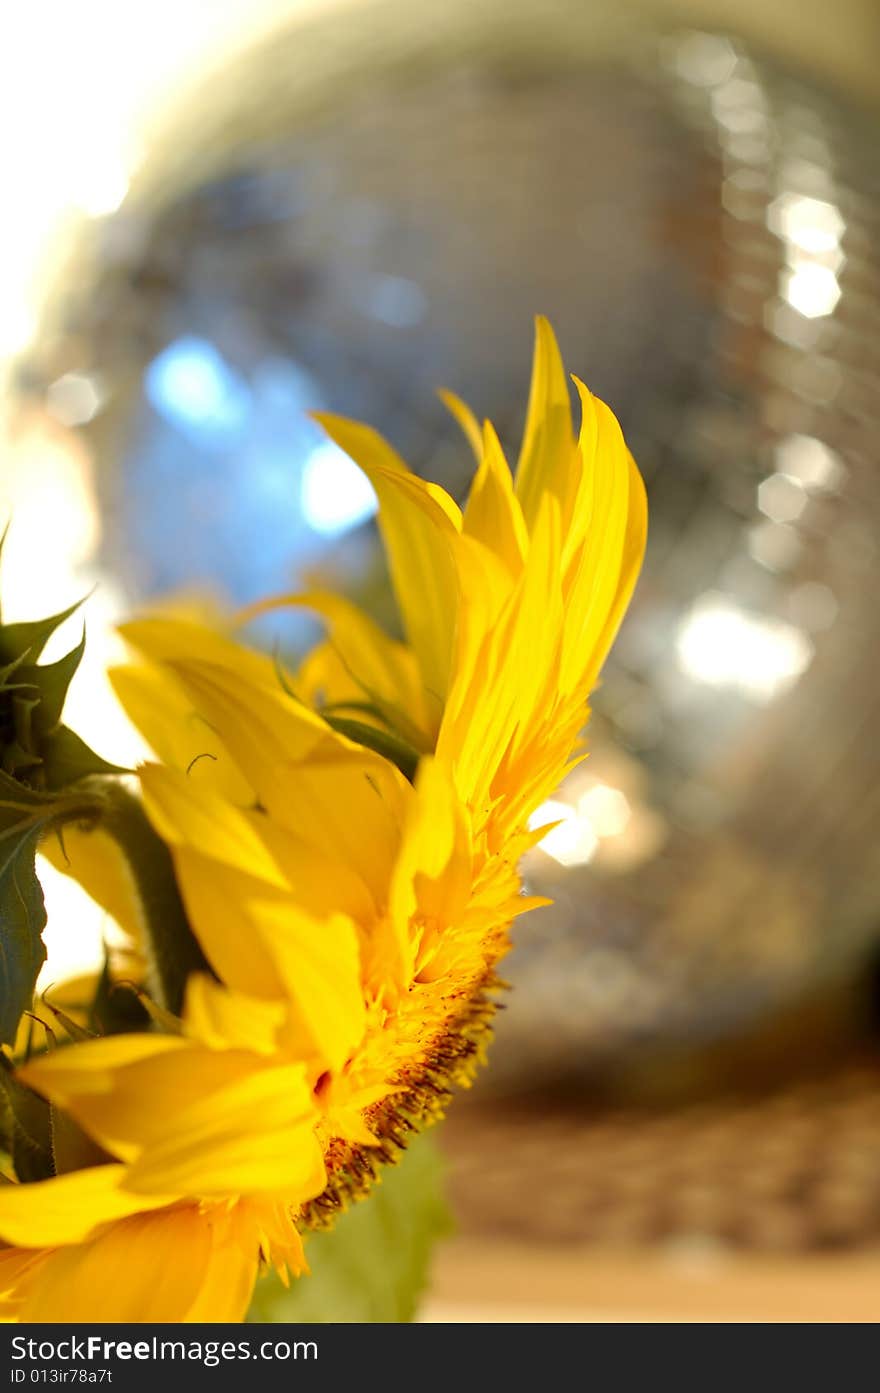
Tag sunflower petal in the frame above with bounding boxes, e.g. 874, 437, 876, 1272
515, 316, 578, 533
313, 412, 461, 711
140, 763, 287, 888
16, 1206, 216, 1322
463, 421, 528, 575
438, 388, 482, 461
254, 905, 366, 1076
39, 820, 146, 947
110, 662, 252, 804
0, 1165, 173, 1248
184, 974, 287, 1055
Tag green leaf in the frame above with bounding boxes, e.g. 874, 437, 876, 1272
247, 1133, 452, 1324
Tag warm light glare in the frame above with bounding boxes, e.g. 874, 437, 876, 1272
0, 0, 320, 374
757, 472, 808, 524
747, 520, 801, 572
528, 799, 598, 869
775, 434, 845, 493
1, 426, 150, 992
677, 593, 813, 702
783, 262, 841, 318
768, 193, 845, 256
673, 32, 738, 88
47, 372, 103, 427
578, 784, 632, 838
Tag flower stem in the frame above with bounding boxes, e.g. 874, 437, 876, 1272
98, 784, 212, 1013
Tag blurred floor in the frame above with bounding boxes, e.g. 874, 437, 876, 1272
430, 1055, 880, 1320
424, 1238, 880, 1322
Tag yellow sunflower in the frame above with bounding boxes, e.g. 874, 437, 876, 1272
0, 318, 646, 1321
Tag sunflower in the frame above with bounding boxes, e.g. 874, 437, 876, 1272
0, 319, 646, 1321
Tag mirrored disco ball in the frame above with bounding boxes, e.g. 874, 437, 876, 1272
17, 0, 880, 1089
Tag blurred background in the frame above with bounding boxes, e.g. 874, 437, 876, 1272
2, 0, 880, 1320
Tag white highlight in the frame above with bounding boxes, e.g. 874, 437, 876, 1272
578, 785, 632, 838
47, 373, 103, 427
528, 800, 598, 869
783, 262, 842, 319
768, 194, 844, 257
677, 593, 813, 702
757, 472, 808, 524
301, 442, 378, 537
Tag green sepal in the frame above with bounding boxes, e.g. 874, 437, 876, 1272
39, 991, 96, 1044
0, 596, 90, 668
324, 715, 421, 784
39, 725, 128, 790
88, 956, 151, 1036
0, 782, 50, 1047
0, 771, 107, 1044
0, 1055, 112, 1182
16, 628, 87, 734
0, 607, 128, 793
0, 1056, 53, 1183
49, 1102, 112, 1175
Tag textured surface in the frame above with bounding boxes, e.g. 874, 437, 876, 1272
442, 1057, 880, 1253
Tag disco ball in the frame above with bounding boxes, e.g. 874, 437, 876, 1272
16, 0, 880, 1091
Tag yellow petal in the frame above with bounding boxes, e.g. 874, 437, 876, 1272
184, 974, 287, 1055
256, 750, 407, 912
559, 380, 643, 696
141, 760, 378, 996
0, 1248, 46, 1317
581, 447, 648, 694
20, 1032, 187, 1098
166, 748, 404, 947
110, 662, 252, 805
119, 615, 281, 693
139, 763, 287, 889
390, 758, 472, 971
170, 849, 291, 998
463, 421, 528, 575
15, 1205, 224, 1323
439, 495, 563, 813
515, 315, 579, 534
39, 820, 146, 948
162, 655, 340, 803
254, 904, 366, 1076
117, 1057, 322, 1196
438, 387, 482, 461
0, 1165, 173, 1248
241, 589, 433, 747
313, 412, 461, 712
160, 658, 411, 902
21, 1037, 317, 1178
185, 1215, 261, 1323
125, 1109, 325, 1199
